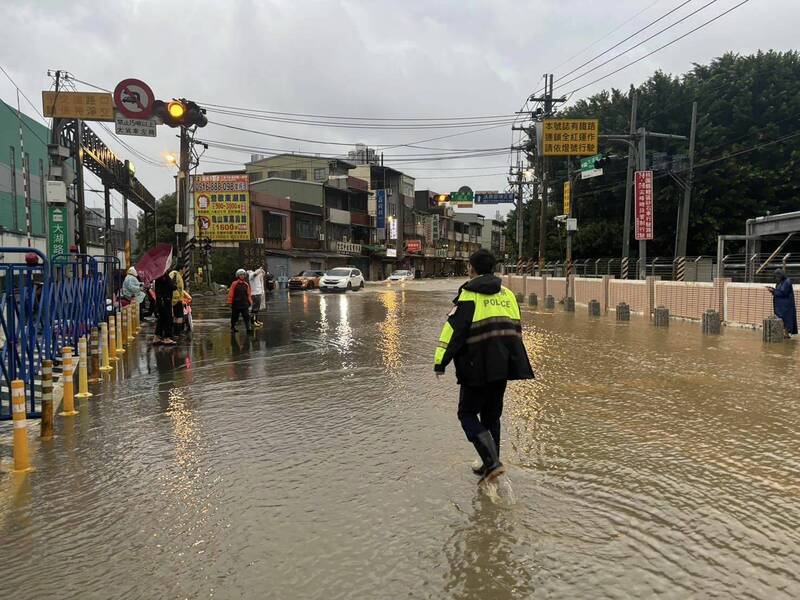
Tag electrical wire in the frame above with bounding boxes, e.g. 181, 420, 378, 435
553, 0, 721, 94
563, 0, 753, 97
0, 63, 48, 123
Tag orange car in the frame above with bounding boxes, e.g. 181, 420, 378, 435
288, 270, 325, 290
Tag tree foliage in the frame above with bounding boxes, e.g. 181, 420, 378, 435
505, 50, 800, 260
135, 192, 176, 258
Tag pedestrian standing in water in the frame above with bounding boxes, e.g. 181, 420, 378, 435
248, 266, 266, 328
767, 268, 798, 338
228, 268, 253, 333
153, 271, 177, 345
434, 249, 534, 484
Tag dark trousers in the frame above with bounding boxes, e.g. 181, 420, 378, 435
231, 306, 251, 330
155, 302, 173, 339
458, 381, 507, 455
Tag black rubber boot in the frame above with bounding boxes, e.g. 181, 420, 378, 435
472, 430, 505, 483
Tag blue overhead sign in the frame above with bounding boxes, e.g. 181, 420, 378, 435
376, 189, 386, 229
474, 192, 515, 204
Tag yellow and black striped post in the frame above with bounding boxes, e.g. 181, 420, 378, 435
41, 359, 54, 440
621, 257, 630, 280
89, 327, 101, 383
11, 380, 33, 473
675, 256, 686, 282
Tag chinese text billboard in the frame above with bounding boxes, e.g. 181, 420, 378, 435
542, 119, 599, 156
634, 171, 654, 241
192, 174, 251, 241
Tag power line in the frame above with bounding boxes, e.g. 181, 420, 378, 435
0, 63, 48, 123
564, 0, 752, 97
550, 0, 663, 73
554, 0, 721, 94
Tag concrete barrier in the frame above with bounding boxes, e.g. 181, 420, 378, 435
654, 306, 670, 327
702, 309, 721, 334
617, 303, 630, 321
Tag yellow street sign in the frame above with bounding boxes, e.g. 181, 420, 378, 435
42, 91, 115, 121
543, 119, 599, 156
563, 181, 571, 215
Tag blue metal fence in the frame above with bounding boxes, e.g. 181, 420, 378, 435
0, 248, 50, 418
1, 248, 113, 420
49, 254, 102, 359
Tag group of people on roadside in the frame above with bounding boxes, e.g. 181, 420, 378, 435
121, 266, 189, 346
228, 267, 266, 333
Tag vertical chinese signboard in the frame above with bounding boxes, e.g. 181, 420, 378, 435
634, 171, 654, 241
48, 205, 68, 257
376, 189, 386, 229
542, 119, 599, 156
191, 174, 251, 241
563, 181, 571, 215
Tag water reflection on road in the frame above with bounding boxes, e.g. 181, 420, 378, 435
1, 281, 800, 599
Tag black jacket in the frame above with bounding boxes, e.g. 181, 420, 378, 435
434, 274, 534, 386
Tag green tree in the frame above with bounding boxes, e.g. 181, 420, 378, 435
135, 192, 177, 258
528, 50, 800, 259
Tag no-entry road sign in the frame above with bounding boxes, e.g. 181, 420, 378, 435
113, 78, 155, 119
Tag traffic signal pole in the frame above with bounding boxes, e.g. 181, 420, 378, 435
177, 125, 190, 275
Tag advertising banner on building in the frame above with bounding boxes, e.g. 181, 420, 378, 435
634, 170, 654, 241
405, 239, 422, 254
376, 189, 386, 229
432, 214, 440, 242
192, 174, 251, 241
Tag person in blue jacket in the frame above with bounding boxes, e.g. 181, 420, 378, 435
767, 269, 798, 337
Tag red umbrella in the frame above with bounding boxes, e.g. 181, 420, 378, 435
135, 243, 174, 286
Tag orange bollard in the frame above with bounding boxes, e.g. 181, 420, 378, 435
58, 347, 78, 416
11, 379, 33, 473
115, 310, 125, 355
75, 336, 93, 399
108, 316, 119, 362
99, 322, 113, 371
127, 304, 135, 341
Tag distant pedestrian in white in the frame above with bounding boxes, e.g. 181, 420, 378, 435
248, 267, 266, 328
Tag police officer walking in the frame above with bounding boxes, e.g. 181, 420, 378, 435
434, 249, 534, 483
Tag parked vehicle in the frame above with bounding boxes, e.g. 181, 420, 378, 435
288, 270, 325, 290
387, 270, 414, 282
319, 267, 365, 292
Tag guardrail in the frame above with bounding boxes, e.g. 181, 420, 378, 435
1, 249, 118, 420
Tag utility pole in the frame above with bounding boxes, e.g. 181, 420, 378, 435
674, 101, 698, 276
566, 158, 574, 296
621, 88, 637, 279
516, 169, 524, 259
528, 74, 566, 271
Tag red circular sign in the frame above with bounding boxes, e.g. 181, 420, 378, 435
113, 78, 155, 119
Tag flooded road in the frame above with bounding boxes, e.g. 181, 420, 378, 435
2, 279, 800, 599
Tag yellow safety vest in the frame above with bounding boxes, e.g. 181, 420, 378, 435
435, 286, 520, 366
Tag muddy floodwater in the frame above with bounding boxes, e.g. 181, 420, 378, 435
2, 279, 799, 599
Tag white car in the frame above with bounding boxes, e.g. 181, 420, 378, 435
319, 267, 365, 292
387, 270, 414, 282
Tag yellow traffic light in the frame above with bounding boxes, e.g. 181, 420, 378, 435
167, 100, 186, 119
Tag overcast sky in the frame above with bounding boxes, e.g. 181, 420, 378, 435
1, 0, 796, 220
